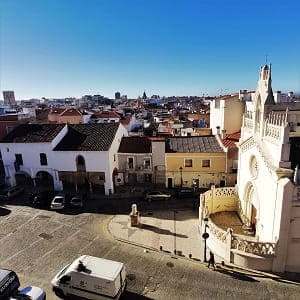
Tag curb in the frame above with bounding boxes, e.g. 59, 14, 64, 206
115, 237, 204, 265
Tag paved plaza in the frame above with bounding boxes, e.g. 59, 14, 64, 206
109, 209, 204, 260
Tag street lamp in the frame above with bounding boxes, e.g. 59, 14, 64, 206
202, 217, 209, 262
179, 166, 183, 188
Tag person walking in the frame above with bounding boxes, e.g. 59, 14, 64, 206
207, 251, 216, 270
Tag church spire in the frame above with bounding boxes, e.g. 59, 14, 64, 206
142, 91, 147, 99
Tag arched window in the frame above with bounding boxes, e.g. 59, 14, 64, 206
40, 153, 47, 166
76, 155, 86, 172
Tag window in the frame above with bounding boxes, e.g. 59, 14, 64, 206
144, 158, 151, 169
76, 155, 86, 172
15, 154, 23, 166
185, 159, 193, 167
40, 153, 47, 165
202, 160, 210, 168
127, 157, 134, 169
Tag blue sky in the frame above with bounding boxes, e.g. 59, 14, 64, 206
0, 0, 299, 99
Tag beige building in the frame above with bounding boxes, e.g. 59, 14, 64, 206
165, 136, 226, 189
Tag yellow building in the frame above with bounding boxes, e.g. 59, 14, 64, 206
165, 136, 226, 189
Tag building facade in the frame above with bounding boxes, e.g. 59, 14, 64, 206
200, 65, 300, 272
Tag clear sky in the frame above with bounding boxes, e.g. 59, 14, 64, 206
0, 0, 299, 100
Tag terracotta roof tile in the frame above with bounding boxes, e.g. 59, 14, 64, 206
49, 108, 66, 114
120, 116, 131, 125
219, 132, 240, 148
92, 111, 120, 119
118, 136, 151, 153
60, 108, 82, 116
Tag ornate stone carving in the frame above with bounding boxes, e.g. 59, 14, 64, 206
231, 236, 276, 256
208, 221, 227, 243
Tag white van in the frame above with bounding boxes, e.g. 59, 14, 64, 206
51, 255, 127, 300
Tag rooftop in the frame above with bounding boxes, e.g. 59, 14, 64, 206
0, 124, 65, 143
54, 123, 120, 151
118, 136, 151, 153
166, 136, 224, 153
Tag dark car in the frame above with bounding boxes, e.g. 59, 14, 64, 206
31, 191, 54, 208
0, 186, 24, 201
69, 194, 84, 208
177, 188, 195, 198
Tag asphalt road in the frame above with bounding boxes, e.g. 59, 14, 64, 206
0, 197, 299, 300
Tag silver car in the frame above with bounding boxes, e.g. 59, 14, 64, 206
145, 191, 171, 202
50, 194, 65, 210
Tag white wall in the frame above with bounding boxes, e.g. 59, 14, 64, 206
238, 146, 278, 242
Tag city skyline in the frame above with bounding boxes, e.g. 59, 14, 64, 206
1, 0, 300, 100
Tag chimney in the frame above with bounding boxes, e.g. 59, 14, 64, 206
216, 126, 220, 135
221, 129, 226, 139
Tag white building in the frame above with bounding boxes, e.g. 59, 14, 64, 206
0, 123, 128, 195
210, 94, 245, 135
200, 65, 300, 272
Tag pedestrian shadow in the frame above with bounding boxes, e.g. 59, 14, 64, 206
141, 223, 188, 238
121, 290, 153, 299
216, 267, 259, 282
0, 206, 11, 216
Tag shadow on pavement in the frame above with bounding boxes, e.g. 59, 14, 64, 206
121, 290, 153, 299
5, 193, 199, 221
141, 223, 188, 238
0, 206, 11, 216
216, 268, 260, 282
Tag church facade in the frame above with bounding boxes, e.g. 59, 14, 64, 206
200, 65, 300, 272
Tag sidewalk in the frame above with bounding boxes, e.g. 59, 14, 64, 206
108, 209, 203, 260
107, 207, 300, 284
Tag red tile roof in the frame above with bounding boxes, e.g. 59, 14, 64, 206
92, 111, 120, 119
118, 136, 151, 153
49, 108, 66, 114
60, 108, 82, 116
219, 132, 240, 148
120, 116, 131, 126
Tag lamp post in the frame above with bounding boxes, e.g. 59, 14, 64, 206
202, 217, 209, 262
179, 166, 183, 188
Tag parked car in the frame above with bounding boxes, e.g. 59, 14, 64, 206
50, 193, 66, 210
11, 286, 46, 300
177, 188, 195, 198
31, 190, 55, 208
144, 191, 172, 202
69, 194, 84, 208
0, 268, 46, 300
0, 186, 24, 201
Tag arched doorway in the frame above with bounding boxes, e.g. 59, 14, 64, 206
35, 171, 54, 190
244, 182, 258, 234
15, 171, 34, 187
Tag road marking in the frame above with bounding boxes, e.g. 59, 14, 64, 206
101, 215, 114, 239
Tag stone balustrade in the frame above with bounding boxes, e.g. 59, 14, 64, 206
201, 186, 276, 262
231, 236, 276, 256
201, 186, 238, 215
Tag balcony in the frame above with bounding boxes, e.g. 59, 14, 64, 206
199, 186, 276, 271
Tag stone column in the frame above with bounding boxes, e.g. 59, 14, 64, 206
225, 228, 232, 264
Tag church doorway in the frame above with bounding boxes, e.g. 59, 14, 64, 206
251, 204, 257, 235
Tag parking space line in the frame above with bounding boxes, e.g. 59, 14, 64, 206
101, 215, 114, 239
